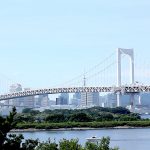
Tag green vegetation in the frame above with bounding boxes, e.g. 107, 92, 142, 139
0, 108, 119, 150
15, 120, 150, 129
35, 137, 119, 150
0, 107, 38, 150
16, 107, 140, 124
12, 106, 150, 129
2, 107, 150, 150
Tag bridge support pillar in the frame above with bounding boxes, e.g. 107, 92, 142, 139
117, 93, 121, 107
117, 48, 134, 86
116, 48, 134, 107
138, 95, 141, 105
130, 94, 135, 112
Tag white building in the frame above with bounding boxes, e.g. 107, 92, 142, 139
81, 92, 99, 107
9, 83, 23, 107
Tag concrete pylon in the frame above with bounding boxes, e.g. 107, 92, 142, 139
138, 95, 141, 105
117, 48, 134, 107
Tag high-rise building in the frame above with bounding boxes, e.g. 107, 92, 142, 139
56, 93, 69, 105
9, 84, 23, 106
102, 93, 135, 108
104, 93, 117, 107
9, 84, 22, 93
99, 95, 105, 107
23, 96, 35, 108
120, 95, 131, 107
56, 98, 61, 105
138, 93, 150, 106
49, 100, 55, 105
92, 92, 100, 106
38, 94, 49, 107
73, 93, 81, 100
23, 88, 35, 108
71, 93, 81, 106
81, 92, 99, 106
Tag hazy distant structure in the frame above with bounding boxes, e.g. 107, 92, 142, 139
23, 88, 35, 108
38, 94, 49, 107
56, 93, 69, 105
140, 93, 150, 106
71, 92, 81, 106
81, 92, 99, 107
73, 92, 81, 100
9, 84, 22, 93
56, 98, 60, 105
80, 74, 100, 106
8, 85, 36, 108
103, 93, 117, 108
9, 84, 23, 106
49, 100, 55, 105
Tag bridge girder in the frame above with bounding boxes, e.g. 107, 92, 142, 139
0, 86, 150, 101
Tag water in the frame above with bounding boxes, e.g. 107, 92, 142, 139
11, 128, 150, 150
141, 114, 150, 119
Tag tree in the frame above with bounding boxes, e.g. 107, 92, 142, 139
2, 134, 23, 150
59, 139, 83, 150
85, 137, 119, 150
45, 114, 65, 122
69, 113, 92, 122
36, 140, 58, 150
111, 107, 130, 114
22, 139, 38, 150
0, 107, 17, 149
96, 113, 114, 121
0, 107, 38, 150
22, 108, 32, 113
85, 142, 98, 150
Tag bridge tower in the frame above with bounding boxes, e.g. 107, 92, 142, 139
117, 48, 134, 106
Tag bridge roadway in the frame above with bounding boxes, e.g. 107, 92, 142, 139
0, 86, 150, 101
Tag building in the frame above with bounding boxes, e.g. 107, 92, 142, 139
56, 98, 61, 105
9, 84, 23, 106
49, 100, 56, 106
9, 83, 22, 93
23, 96, 35, 108
23, 88, 35, 108
56, 93, 69, 105
120, 94, 131, 107
101, 93, 139, 108
81, 92, 99, 107
103, 93, 117, 108
92, 92, 100, 106
140, 93, 150, 106
71, 93, 81, 106
38, 94, 49, 107
73, 92, 81, 100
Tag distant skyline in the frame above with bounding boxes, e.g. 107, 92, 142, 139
0, 0, 150, 92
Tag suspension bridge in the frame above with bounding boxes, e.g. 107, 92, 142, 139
0, 48, 150, 107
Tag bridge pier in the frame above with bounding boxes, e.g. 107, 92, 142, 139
117, 92, 121, 107
138, 94, 141, 105
130, 94, 134, 107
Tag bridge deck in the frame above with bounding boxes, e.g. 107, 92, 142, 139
0, 86, 150, 101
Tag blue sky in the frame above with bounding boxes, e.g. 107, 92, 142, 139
0, 0, 150, 92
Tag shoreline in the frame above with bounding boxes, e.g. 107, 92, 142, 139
10, 126, 150, 132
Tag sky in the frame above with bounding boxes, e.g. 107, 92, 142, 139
0, 0, 150, 93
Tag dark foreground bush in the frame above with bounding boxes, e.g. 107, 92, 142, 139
35, 137, 119, 150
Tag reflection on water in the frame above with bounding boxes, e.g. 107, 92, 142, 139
11, 128, 150, 150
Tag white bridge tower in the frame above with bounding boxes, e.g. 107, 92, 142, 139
117, 48, 134, 106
